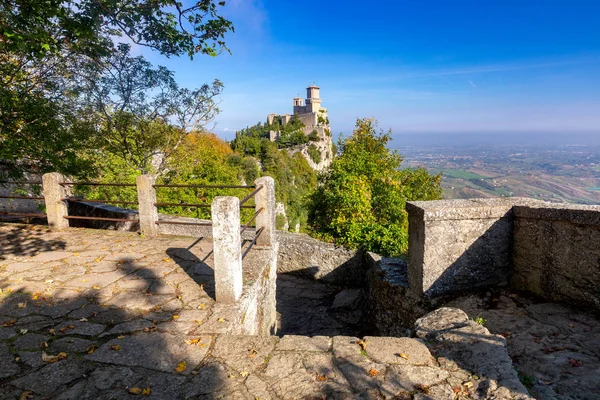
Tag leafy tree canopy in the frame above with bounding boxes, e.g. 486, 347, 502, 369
0, 0, 233, 59
308, 118, 441, 256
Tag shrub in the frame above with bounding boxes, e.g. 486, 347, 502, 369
307, 144, 321, 164
307, 118, 441, 256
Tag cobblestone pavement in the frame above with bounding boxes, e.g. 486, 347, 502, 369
446, 291, 600, 400
0, 224, 531, 399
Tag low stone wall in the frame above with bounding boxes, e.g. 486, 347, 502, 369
407, 198, 526, 299
406, 197, 600, 313
66, 200, 139, 231
365, 252, 424, 335
512, 203, 600, 311
276, 231, 365, 287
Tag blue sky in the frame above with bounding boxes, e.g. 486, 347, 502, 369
142, 0, 600, 141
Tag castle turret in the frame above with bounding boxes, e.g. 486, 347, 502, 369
305, 85, 322, 113
293, 97, 305, 114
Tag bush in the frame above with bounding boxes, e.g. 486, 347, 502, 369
276, 214, 287, 230
308, 118, 441, 256
308, 130, 320, 141
307, 144, 321, 164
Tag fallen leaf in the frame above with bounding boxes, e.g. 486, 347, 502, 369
74, 252, 79, 256
117, 335, 125, 339
217, 317, 226, 323
356, 339, 367, 351
86, 344, 95, 354
42, 351, 67, 363
248, 349, 258, 358
19, 329, 28, 335
32, 292, 41, 300
79, 318, 88, 322
67, 325, 75, 329
18, 391, 34, 400
368, 369, 378, 377
463, 381, 474, 389
316, 374, 328, 381
175, 360, 187, 372
414, 384, 429, 394
185, 338, 201, 345
92, 285, 100, 290
110, 344, 121, 351
40, 341, 48, 349
17, 302, 27, 308
1, 320, 17, 327
172, 315, 180, 320
142, 388, 151, 396
568, 358, 583, 367
48, 329, 55, 335
129, 387, 143, 395
397, 353, 409, 360
240, 371, 249, 377
197, 304, 206, 309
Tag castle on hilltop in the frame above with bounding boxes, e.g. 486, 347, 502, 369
267, 85, 329, 141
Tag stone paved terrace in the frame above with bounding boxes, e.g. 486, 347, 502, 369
0, 224, 534, 399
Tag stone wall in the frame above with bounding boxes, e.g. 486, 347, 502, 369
512, 203, 600, 311
276, 231, 365, 287
406, 198, 523, 299
406, 197, 600, 312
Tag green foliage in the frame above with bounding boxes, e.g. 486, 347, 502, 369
308, 118, 441, 256
308, 130, 320, 142
231, 116, 307, 154
80, 44, 223, 174
307, 144, 321, 164
1, 0, 233, 59
276, 214, 287, 230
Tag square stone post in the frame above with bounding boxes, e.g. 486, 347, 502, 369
211, 196, 243, 303
254, 176, 275, 247
42, 172, 69, 230
136, 175, 159, 237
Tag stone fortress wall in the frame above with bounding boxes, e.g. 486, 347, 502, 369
266, 86, 333, 172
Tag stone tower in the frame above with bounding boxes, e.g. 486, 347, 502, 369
305, 85, 321, 113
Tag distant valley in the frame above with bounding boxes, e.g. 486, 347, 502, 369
397, 135, 600, 204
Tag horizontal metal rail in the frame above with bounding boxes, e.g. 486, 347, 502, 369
0, 181, 42, 185
242, 227, 264, 259
0, 212, 47, 218
154, 202, 211, 208
62, 197, 138, 206
153, 184, 255, 189
239, 186, 263, 206
155, 220, 212, 226
0, 195, 45, 200
60, 182, 137, 187
63, 216, 138, 222
240, 207, 264, 235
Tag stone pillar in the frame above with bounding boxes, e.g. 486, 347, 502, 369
254, 176, 275, 247
136, 175, 159, 237
406, 198, 517, 299
42, 172, 69, 230
211, 196, 243, 303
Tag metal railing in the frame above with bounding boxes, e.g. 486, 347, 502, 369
153, 183, 257, 227
58, 181, 140, 224
0, 180, 47, 221
239, 185, 264, 259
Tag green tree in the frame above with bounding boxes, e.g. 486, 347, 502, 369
80, 44, 223, 174
0, 0, 233, 178
308, 118, 441, 256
